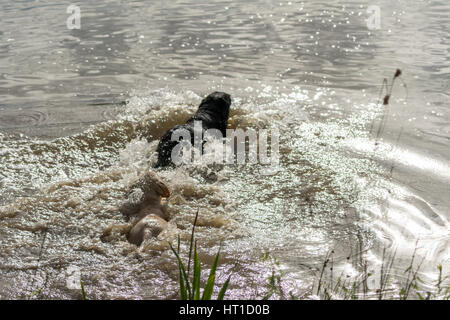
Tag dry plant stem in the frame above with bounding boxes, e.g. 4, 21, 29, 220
317, 250, 332, 295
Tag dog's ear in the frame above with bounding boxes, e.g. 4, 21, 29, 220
154, 180, 170, 198
134, 171, 171, 198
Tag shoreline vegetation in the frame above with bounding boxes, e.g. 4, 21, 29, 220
169, 209, 231, 300
170, 211, 449, 301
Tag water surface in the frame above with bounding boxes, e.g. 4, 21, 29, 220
0, 0, 449, 299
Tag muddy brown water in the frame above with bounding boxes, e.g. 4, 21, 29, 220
0, 0, 449, 299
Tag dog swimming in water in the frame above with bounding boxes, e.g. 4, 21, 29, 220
154, 91, 231, 168
119, 171, 171, 246
118, 92, 231, 246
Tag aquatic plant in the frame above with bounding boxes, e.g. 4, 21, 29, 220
169, 209, 231, 300
80, 280, 87, 300
313, 247, 450, 300
260, 252, 287, 300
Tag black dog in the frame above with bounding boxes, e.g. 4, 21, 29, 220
154, 91, 231, 168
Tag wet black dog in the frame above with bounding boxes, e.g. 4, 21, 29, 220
154, 91, 231, 168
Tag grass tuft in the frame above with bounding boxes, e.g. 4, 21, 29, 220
169, 209, 231, 300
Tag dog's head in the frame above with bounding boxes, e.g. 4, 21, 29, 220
129, 171, 170, 200
198, 91, 232, 121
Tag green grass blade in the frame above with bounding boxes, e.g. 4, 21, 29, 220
187, 209, 199, 278
29, 289, 42, 299
217, 276, 231, 300
175, 236, 187, 300
179, 268, 187, 300
80, 280, 86, 300
201, 248, 220, 300
170, 213, 232, 301
202, 274, 216, 300
193, 242, 201, 300
169, 242, 192, 299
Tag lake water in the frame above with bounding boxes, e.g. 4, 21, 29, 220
0, 0, 449, 299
